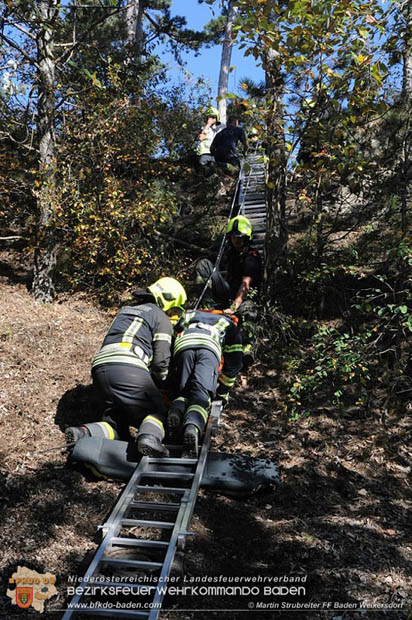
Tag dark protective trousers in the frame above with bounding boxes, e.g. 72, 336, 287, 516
92, 363, 167, 441
171, 348, 219, 435
213, 149, 241, 168
195, 258, 258, 356
195, 258, 232, 308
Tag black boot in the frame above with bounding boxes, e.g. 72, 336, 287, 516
182, 424, 199, 458
137, 434, 170, 458
167, 408, 183, 438
64, 425, 90, 446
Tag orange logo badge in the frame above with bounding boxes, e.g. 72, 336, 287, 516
16, 587, 33, 609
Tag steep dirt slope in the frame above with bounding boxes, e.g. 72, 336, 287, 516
0, 274, 411, 620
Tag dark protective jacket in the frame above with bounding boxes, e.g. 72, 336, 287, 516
92, 303, 173, 385
174, 310, 243, 392
226, 245, 262, 298
210, 125, 246, 157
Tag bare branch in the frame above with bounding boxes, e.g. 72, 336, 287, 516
11, 21, 37, 41
0, 32, 38, 69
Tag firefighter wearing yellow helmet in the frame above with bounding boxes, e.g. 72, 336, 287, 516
196, 105, 224, 168
195, 215, 262, 370
65, 277, 187, 458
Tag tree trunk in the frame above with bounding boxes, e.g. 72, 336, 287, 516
400, 0, 412, 232
263, 44, 288, 301
217, 0, 239, 125
126, 0, 144, 61
31, 0, 59, 303
402, 1, 412, 97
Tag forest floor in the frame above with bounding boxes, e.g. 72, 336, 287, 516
0, 249, 411, 620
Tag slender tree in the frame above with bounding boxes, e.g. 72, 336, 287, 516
401, 0, 412, 96
31, 0, 59, 301
126, 0, 144, 60
217, 0, 239, 125
400, 0, 412, 231
263, 7, 288, 294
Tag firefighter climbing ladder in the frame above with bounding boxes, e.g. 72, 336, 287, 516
63, 151, 266, 619
62, 402, 222, 619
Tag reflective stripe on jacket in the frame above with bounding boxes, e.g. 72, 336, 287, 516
196, 123, 225, 155
92, 303, 173, 384
174, 310, 243, 381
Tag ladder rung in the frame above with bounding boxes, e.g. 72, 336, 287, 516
142, 472, 194, 480
135, 485, 187, 494
120, 518, 175, 528
148, 457, 198, 466
111, 537, 169, 549
102, 557, 163, 570
129, 500, 180, 511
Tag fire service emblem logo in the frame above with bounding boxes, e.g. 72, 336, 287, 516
16, 587, 33, 609
7, 566, 57, 613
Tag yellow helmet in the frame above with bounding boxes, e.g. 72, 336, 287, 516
206, 106, 220, 122
227, 215, 253, 240
147, 277, 187, 312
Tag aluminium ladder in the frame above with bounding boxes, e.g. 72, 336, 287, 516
238, 150, 267, 254
62, 401, 222, 619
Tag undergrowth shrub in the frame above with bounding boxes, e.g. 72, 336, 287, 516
262, 240, 412, 420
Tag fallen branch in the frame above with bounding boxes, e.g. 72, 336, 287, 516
0, 235, 22, 240
153, 230, 213, 256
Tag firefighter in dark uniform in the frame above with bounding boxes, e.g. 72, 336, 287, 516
195, 215, 261, 364
65, 277, 187, 458
167, 309, 243, 456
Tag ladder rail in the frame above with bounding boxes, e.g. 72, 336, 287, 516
62, 459, 156, 618
147, 400, 220, 619
238, 149, 266, 257
62, 402, 222, 619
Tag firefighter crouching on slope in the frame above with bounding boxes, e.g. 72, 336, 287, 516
64, 277, 187, 458
167, 309, 243, 457
194, 215, 262, 366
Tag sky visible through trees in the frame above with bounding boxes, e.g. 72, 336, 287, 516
163, 0, 265, 96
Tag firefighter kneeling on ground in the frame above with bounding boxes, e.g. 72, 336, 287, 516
65, 277, 187, 458
167, 308, 243, 457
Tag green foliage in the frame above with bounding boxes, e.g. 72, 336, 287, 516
0, 0, 223, 301
280, 324, 373, 419
234, 0, 393, 270
267, 235, 412, 420
49, 73, 206, 301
